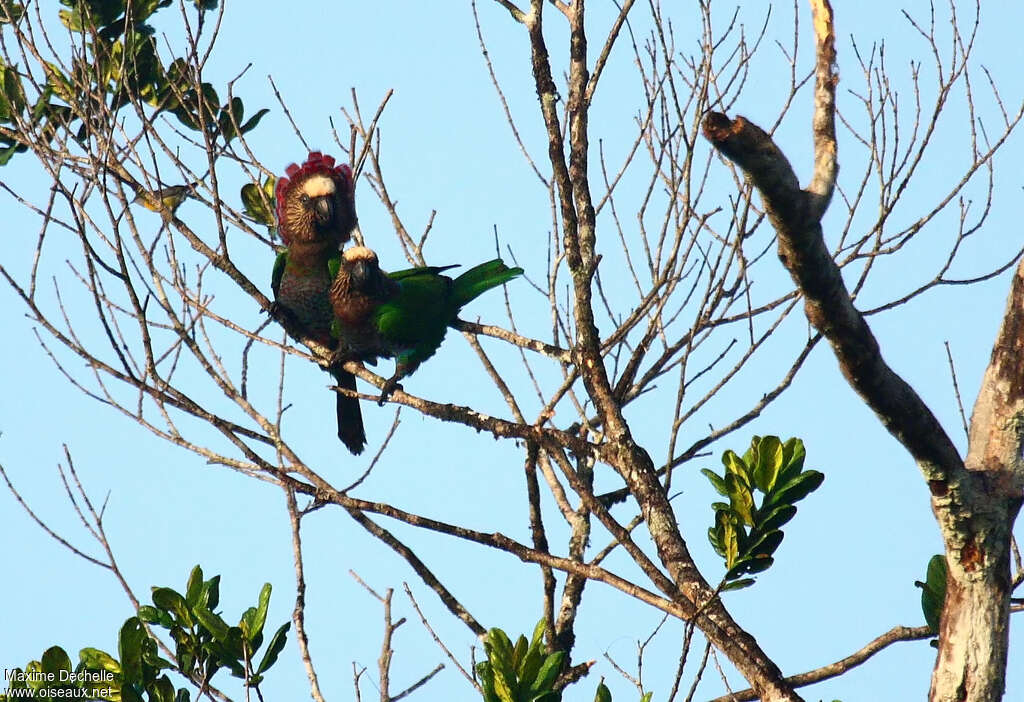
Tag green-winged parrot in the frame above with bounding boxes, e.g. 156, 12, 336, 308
328, 246, 523, 403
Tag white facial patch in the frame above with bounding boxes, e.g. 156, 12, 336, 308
300, 174, 336, 198
343, 245, 378, 263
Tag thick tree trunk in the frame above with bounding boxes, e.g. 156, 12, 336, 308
931, 501, 1017, 702
930, 263, 1024, 701
703, 108, 1024, 701
702, 3, 1023, 697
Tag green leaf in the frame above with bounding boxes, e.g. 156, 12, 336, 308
707, 526, 724, 558
137, 605, 161, 623
254, 622, 289, 675
118, 617, 148, 685
0, 3, 25, 24
5, 667, 28, 692
775, 437, 806, 487
172, 82, 219, 132
240, 583, 271, 643
518, 624, 546, 689
241, 181, 274, 226
79, 647, 120, 674
511, 634, 528, 668
147, 675, 175, 702
594, 680, 612, 702
752, 435, 783, 492
724, 473, 754, 526
240, 107, 269, 135
217, 96, 244, 141
640, 693, 654, 702
41, 646, 73, 677
22, 661, 45, 692
741, 436, 758, 467
530, 619, 546, 648
152, 587, 192, 626
477, 661, 499, 702
767, 469, 824, 508
185, 565, 204, 607
746, 529, 784, 559
720, 578, 756, 592
0, 59, 27, 119
132, 0, 172, 23
725, 555, 774, 579
716, 510, 741, 569
486, 628, 515, 669
201, 574, 221, 610
721, 450, 751, 489
122, 683, 146, 702
489, 636, 519, 702
528, 651, 565, 696
491, 666, 517, 702
208, 629, 247, 670
755, 503, 797, 534
193, 605, 231, 643
701, 468, 729, 497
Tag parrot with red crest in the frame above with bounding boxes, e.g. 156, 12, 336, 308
271, 151, 366, 454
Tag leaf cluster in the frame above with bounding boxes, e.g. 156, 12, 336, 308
0, 622, 178, 702
240, 175, 277, 228
476, 622, 651, 702
703, 436, 824, 590
137, 565, 289, 689
0, 565, 289, 702
477, 621, 566, 702
0, 0, 266, 166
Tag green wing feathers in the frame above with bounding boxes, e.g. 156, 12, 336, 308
451, 259, 523, 308
374, 274, 451, 343
271, 250, 288, 298
389, 264, 459, 282
327, 252, 342, 280
367, 258, 522, 377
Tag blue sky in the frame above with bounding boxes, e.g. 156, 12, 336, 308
2, 2, 1023, 701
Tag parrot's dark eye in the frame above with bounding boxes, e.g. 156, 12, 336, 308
299, 194, 311, 207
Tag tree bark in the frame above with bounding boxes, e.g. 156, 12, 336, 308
524, 1, 803, 699
932, 263, 1024, 701
702, 5, 1023, 700
702, 72, 1022, 702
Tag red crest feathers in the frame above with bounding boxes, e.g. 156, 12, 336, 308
275, 151, 353, 244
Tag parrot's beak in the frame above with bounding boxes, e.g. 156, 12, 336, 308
311, 195, 334, 225
351, 260, 373, 289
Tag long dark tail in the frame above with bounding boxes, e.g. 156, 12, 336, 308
333, 368, 366, 455
451, 259, 523, 309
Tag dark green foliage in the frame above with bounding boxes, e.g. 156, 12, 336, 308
0, 0, 264, 168
704, 435, 824, 590
0, 54, 28, 164
475, 624, 653, 702
477, 621, 565, 702
140, 565, 289, 687
1, 565, 288, 702
0, 3, 25, 25
593, 680, 652, 702
915, 554, 948, 634
241, 175, 277, 227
